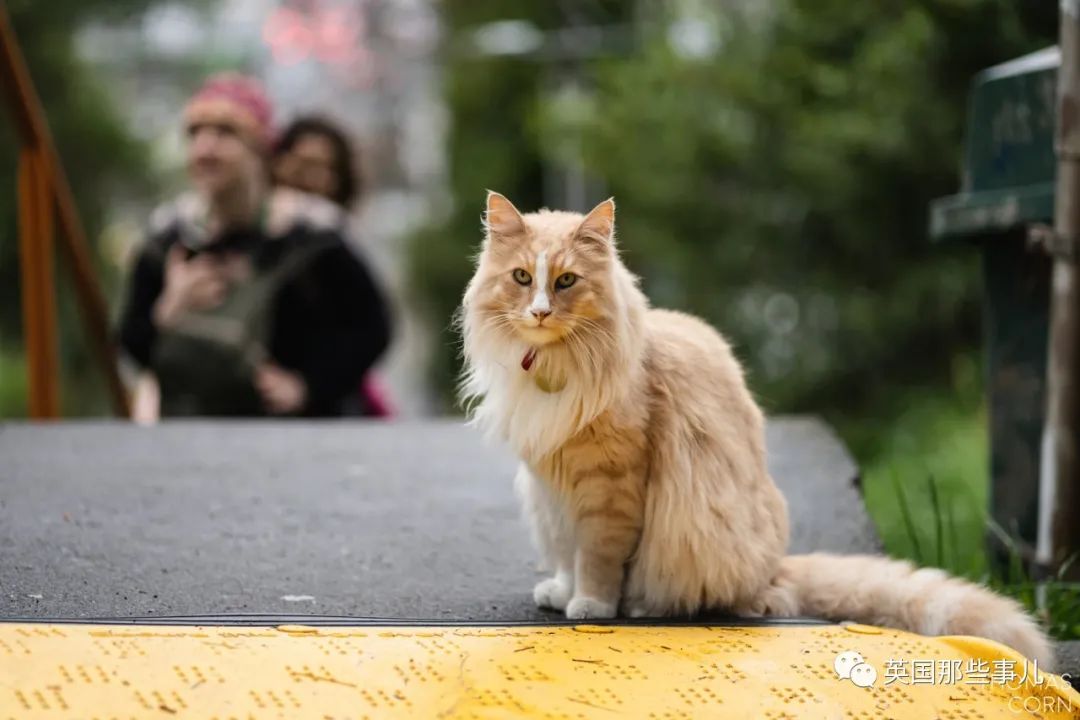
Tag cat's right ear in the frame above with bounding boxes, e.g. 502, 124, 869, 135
484, 191, 526, 243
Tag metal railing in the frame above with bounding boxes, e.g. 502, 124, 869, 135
0, 4, 128, 418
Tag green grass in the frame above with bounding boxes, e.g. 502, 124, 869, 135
841, 384, 1080, 641
858, 394, 989, 578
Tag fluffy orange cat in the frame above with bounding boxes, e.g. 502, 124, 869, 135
461, 191, 1052, 667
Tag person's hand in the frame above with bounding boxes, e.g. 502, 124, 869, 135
255, 363, 308, 415
152, 245, 228, 327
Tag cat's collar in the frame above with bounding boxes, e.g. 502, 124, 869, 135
522, 347, 537, 371
522, 347, 565, 392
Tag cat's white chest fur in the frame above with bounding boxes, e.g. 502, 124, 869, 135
467, 345, 590, 461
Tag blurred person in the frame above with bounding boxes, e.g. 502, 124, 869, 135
273, 115, 360, 209
118, 73, 391, 419
272, 115, 395, 418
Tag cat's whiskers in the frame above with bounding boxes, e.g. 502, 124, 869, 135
564, 318, 616, 377
564, 330, 601, 378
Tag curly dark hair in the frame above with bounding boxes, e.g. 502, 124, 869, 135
274, 115, 362, 208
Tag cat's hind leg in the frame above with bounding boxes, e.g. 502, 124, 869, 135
515, 463, 575, 611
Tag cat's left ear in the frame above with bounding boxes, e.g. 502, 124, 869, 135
575, 198, 616, 247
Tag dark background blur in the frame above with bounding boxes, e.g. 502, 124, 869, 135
0, 1, 1062, 578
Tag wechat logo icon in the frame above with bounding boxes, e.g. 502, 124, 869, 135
835, 651, 877, 688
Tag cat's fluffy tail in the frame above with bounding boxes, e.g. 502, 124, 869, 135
765, 553, 1053, 668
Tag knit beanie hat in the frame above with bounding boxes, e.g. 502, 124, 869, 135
183, 72, 276, 150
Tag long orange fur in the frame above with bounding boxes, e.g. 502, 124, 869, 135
460, 192, 1052, 667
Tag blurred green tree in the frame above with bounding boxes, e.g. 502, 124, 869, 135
408, 0, 635, 401
409, 0, 1056, 428
0, 0, 204, 415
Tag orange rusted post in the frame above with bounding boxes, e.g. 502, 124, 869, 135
0, 3, 130, 417
17, 148, 60, 418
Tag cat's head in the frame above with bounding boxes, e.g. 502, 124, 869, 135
461, 192, 645, 453
463, 191, 618, 349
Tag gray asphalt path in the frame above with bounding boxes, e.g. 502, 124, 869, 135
0, 417, 873, 620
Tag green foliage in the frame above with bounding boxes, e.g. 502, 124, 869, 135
0, 351, 28, 417
857, 376, 1079, 641
407, 1, 639, 406
995, 554, 1080, 641
1012, 583, 1080, 641
0, 0, 193, 416
856, 354, 989, 576
408, 1, 1056, 417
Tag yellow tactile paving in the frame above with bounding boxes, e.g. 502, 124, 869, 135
1, 622, 1077, 719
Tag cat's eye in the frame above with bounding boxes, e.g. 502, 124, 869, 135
512, 268, 532, 285
554, 272, 577, 290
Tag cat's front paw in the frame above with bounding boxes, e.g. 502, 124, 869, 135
533, 577, 572, 611
565, 596, 617, 620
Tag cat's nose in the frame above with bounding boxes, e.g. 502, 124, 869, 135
531, 309, 551, 321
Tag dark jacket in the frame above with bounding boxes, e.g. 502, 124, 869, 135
118, 200, 391, 417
